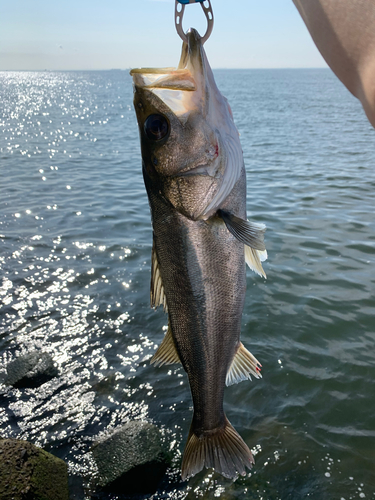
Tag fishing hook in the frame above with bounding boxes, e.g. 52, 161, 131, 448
175, 0, 214, 45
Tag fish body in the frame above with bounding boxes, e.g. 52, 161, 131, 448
131, 29, 266, 479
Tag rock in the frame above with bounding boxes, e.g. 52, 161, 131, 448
0, 438, 69, 500
92, 421, 171, 495
5, 351, 58, 389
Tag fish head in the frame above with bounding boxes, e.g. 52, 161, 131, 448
131, 29, 243, 220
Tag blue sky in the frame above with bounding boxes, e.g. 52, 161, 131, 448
0, 0, 326, 70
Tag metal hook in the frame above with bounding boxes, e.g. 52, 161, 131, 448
175, 0, 214, 45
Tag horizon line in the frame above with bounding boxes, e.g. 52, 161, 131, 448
0, 67, 329, 72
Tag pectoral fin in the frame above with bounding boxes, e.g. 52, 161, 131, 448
151, 323, 181, 367
218, 210, 268, 278
151, 241, 168, 312
218, 210, 266, 251
226, 342, 262, 386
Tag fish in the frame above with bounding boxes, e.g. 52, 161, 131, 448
130, 28, 267, 480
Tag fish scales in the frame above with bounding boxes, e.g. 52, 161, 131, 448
145, 168, 246, 430
131, 28, 266, 480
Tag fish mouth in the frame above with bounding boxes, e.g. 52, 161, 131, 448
130, 29, 206, 117
130, 29, 205, 93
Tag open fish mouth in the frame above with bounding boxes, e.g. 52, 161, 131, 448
130, 68, 196, 92
130, 29, 203, 90
130, 30, 207, 119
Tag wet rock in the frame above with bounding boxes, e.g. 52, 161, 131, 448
0, 438, 69, 500
92, 421, 171, 495
5, 351, 58, 389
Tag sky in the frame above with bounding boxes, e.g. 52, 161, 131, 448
0, 0, 327, 71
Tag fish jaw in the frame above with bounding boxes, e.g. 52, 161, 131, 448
130, 29, 244, 220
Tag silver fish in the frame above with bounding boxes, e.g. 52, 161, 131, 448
130, 29, 267, 480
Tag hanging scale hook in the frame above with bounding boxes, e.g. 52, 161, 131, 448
175, 0, 214, 45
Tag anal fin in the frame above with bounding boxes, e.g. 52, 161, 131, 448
226, 342, 262, 386
151, 324, 181, 367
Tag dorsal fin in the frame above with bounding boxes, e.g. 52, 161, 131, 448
150, 241, 168, 312
245, 246, 267, 279
218, 210, 266, 251
226, 342, 262, 386
151, 323, 181, 367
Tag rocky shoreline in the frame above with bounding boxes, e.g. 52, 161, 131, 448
1, 351, 173, 499
1, 420, 173, 500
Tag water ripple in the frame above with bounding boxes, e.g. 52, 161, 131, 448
1, 69, 375, 498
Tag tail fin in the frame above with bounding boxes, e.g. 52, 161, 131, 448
181, 417, 254, 480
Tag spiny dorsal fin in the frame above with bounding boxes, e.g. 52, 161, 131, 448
245, 246, 267, 279
150, 323, 181, 367
150, 241, 168, 312
218, 210, 266, 251
226, 342, 262, 386
181, 416, 254, 480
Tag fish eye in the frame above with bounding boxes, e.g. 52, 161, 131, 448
144, 114, 169, 141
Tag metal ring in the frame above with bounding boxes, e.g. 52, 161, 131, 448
175, 0, 214, 45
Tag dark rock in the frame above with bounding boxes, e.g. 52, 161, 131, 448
92, 421, 171, 495
5, 351, 59, 388
0, 438, 69, 500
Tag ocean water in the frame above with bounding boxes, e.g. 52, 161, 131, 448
0, 68, 375, 499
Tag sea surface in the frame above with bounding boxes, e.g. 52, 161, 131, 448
1, 68, 375, 500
